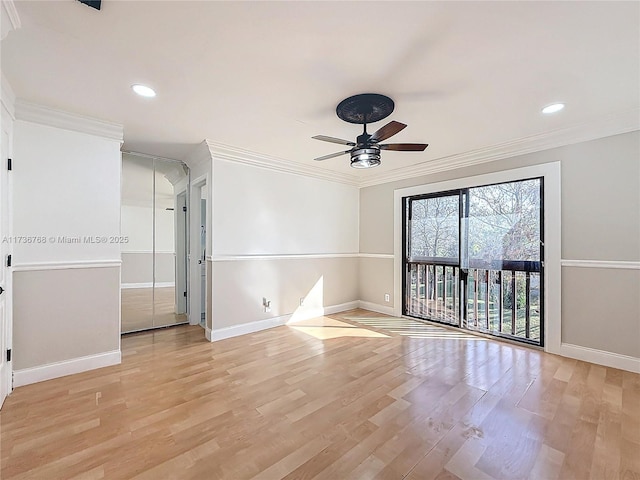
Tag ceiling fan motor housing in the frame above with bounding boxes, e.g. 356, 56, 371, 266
336, 93, 395, 124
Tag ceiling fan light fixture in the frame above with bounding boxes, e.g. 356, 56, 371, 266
350, 148, 381, 169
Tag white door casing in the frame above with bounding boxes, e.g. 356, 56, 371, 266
0, 97, 13, 408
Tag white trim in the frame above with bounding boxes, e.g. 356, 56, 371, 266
558, 343, 640, 374
208, 301, 360, 342
392, 163, 562, 355
561, 259, 640, 270
205, 326, 212, 342
121, 282, 175, 289
12, 259, 121, 272
358, 300, 396, 317
184, 142, 212, 175
361, 109, 640, 188
358, 253, 394, 259
206, 140, 360, 187
13, 350, 121, 387
146, 113, 640, 190
121, 250, 176, 255
199, 112, 640, 189
1, 75, 16, 120
210, 253, 360, 261
287, 301, 361, 324
209, 315, 290, 342
1, 0, 20, 30
324, 300, 359, 315
15, 101, 124, 142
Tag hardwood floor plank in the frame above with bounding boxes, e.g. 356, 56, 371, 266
1, 309, 637, 480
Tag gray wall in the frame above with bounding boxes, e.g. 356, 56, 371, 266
13, 267, 120, 370
211, 257, 358, 330
359, 131, 640, 358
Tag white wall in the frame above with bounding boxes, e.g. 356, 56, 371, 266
13, 121, 121, 264
208, 158, 360, 333
213, 159, 358, 255
11, 109, 123, 384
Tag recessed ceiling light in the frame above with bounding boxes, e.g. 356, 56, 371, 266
542, 103, 565, 114
132, 84, 156, 98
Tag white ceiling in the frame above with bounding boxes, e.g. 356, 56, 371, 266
2, 1, 639, 180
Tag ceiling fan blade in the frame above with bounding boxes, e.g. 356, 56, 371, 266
314, 150, 351, 161
312, 135, 355, 146
369, 121, 407, 143
380, 143, 429, 151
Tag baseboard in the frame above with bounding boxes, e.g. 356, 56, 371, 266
209, 301, 360, 342
209, 315, 290, 342
324, 301, 360, 315
121, 282, 175, 289
558, 343, 640, 373
358, 300, 396, 317
287, 301, 361, 324
205, 326, 212, 341
13, 350, 121, 387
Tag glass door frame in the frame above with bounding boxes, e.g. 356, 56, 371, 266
402, 177, 545, 346
402, 188, 464, 327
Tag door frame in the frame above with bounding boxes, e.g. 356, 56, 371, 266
401, 181, 544, 345
393, 163, 561, 355
0, 87, 14, 408
189, 174, 209, 328
175, 189, 188, 316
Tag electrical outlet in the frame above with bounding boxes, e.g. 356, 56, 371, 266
384, 293, 390, 303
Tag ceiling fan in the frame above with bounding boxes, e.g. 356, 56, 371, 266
313, 93, 428, 169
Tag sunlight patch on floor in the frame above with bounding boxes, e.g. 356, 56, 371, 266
288, 316, 390, 340
343, 316, 482, 339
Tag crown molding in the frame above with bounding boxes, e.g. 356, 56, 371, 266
203, 108, 638, 189
15, 100, 124, 142
1, 74, 15, 119
183, 140, 212, 173
359, 108, 640, 188
1, 0, 20, 41
164, 165, 187, 186
205, 140, 360, 187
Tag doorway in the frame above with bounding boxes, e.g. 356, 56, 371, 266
189, 177, 208, 329
403, 177, 544, 346
199, 192, 206, 327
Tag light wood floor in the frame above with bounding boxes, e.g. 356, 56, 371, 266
121, 287, 188, 333
1, 309, 638, 479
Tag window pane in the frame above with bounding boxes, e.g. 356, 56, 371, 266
467, 179, 541, 266
410, 195, 459, 260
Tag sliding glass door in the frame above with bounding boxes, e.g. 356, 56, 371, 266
403, 178, 544, 345
404, 191, 461, 326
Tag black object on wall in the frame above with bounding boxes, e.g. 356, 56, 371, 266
78, 0, 101, 10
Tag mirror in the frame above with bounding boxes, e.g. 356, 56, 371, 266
120, 154, 189, 333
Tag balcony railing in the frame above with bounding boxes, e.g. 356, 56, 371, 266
405, 258, 542, 345
405, 262, 460, 326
